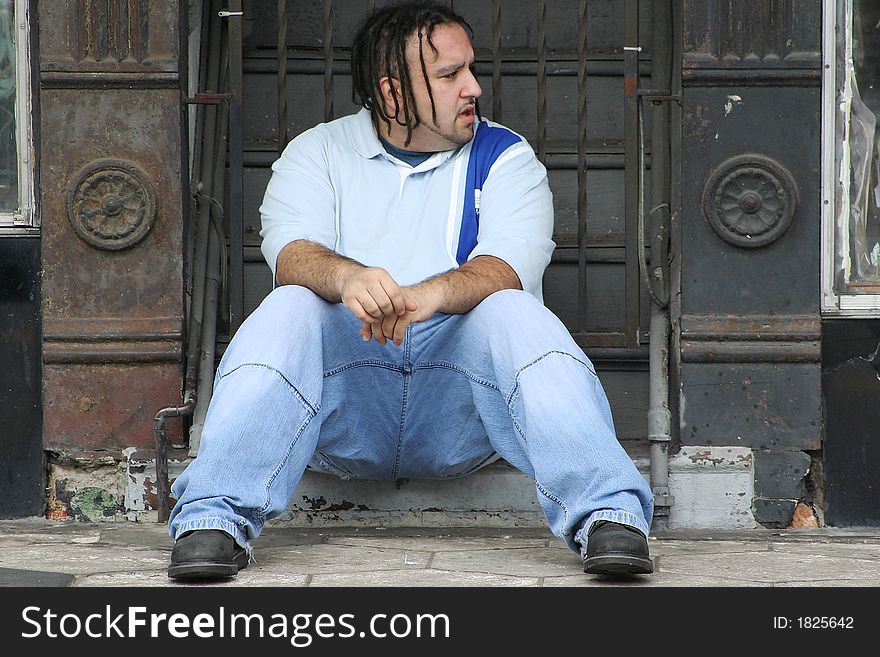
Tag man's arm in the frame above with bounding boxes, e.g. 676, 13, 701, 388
414, 254, 521, 315
368, 255, 521, 346
275, 239, 416, 322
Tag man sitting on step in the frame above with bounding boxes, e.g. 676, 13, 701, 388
166, 0, 654, 581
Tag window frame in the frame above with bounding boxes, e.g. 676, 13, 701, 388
821, 0, 880, 315
0, 0, 35, 232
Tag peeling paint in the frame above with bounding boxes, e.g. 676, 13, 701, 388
724, 94, 743, 115
69, 487, 120, 522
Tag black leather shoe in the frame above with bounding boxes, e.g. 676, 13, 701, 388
583, 520, 654, 576
167, 530, 250, 580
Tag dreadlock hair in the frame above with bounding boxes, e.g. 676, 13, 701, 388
350, 1, 475, 147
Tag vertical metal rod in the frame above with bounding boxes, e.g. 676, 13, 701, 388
536, 0, 547, 164
227, 0, 244, 334
623, 0, 640, 347
491, 0, 502, 122
648, 0, 674, 517
323, 0, 334, 122
576, 0, 588, 331
277, 0, 288, 154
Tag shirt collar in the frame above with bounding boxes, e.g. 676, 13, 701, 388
350, 107, 469, 168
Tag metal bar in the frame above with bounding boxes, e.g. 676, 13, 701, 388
227, 0, 244, 334
576, 0, 588, 331
277, 0, 288, 153
623, 0, 640, 347
536, 0, 547, 164
244, 148, 649, 169
323, 0, 334, 122
491, 0, 502, 122
243, 56, 652, 78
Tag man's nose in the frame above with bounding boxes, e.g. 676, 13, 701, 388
463, 68, 482, 99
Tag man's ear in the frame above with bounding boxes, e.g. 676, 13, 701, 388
378, 76, 402, 116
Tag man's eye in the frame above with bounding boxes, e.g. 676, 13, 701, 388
444, 71, 457, 79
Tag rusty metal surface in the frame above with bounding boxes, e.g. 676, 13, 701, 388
43, 363, 183, 452
39, 0, 179, 73
681, 314, 821, 340
681, 0, 821, 70
39, 3, 185, 454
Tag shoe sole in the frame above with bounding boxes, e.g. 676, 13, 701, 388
167, 552, 249, 581
583, 554, 654, 576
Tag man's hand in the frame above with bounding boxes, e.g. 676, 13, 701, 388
357, 256, 520, 347
360, 283, 443, 347
339, 267, 417, 326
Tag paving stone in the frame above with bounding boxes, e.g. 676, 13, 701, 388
256, 544, 430, 574
659, 551, 880, 583
0, 567, 75, 587
430, 546, 581, 577
327, 536, 550, 552
95, 525, 176, 550
543, 572, 770, 587
647, 540, 772, 557
774, 578, 880, 587
0, 532, 103, 546
75, 569, 310, 587
0, 544, 169, 574
768, 541, 880, 559
310, 569, 541, 587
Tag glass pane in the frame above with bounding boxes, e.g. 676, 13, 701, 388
836, 0, 880, 293
0, 0, 17, 212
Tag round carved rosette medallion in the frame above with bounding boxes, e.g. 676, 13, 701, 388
67, 159, 156, 251
701, 154, 798, 248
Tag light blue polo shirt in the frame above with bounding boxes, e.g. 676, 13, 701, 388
259, 107, 556, 302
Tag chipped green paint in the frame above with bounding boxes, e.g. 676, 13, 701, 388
69, 487, 120, 522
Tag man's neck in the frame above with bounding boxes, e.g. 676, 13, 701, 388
379, 136, 436, 167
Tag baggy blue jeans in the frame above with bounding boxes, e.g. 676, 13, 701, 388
169, 285, 654, 557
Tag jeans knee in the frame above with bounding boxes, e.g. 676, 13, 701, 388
263, 284, 325, 314
220, 285, 327, 371
474, 288, 541, 318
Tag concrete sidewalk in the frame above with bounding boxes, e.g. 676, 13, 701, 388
1, 518, 879, 587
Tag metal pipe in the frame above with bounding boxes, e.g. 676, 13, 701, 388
647, 0, 674, 516
182, 0, 224, 417
190, 207, 223, 456
190, 22, 231, 457
190, 114, 229, 456
153, 394, 195, 523
228, 0, 245, 334
153, 0, 225, 522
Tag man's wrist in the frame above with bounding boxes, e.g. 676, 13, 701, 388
411, 278, 446, 314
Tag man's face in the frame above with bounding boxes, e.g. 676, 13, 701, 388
388, 22, 482, 151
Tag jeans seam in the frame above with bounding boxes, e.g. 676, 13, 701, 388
260, 407, 317, 517
413, 362, 499, 390
219, 363, 319, 415
391, 334, 414, 479
324, 360, 405, 377
513, 350, 597, 386
507, 386, 528, 444
507, 351, 594, 531
535, 482, 569, 531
